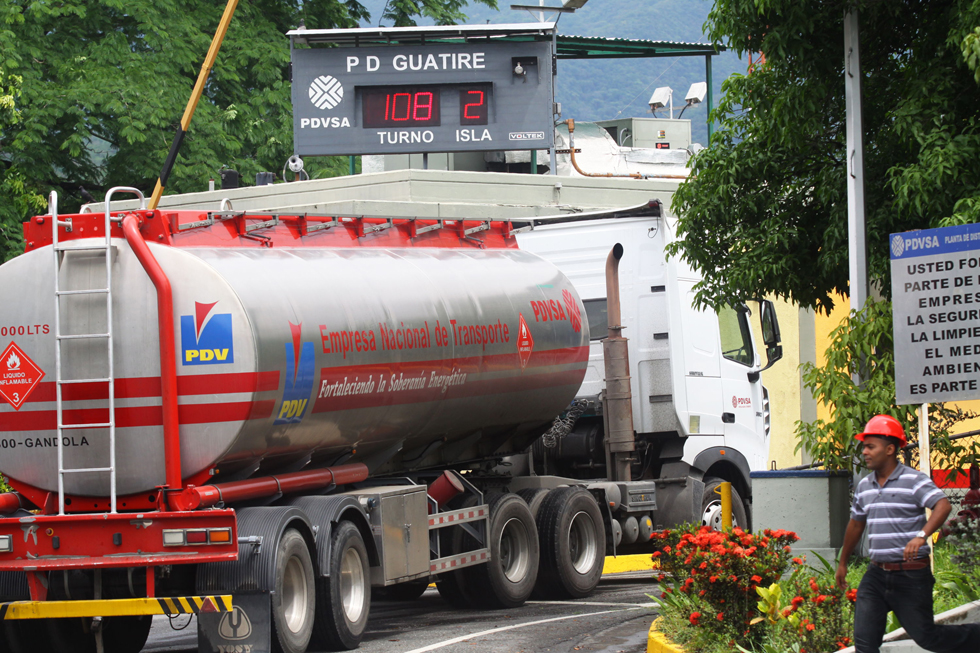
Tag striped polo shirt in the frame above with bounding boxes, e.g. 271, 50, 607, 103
851, 463, 946, 562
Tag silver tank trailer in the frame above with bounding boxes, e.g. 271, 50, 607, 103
0, 241, 589, 496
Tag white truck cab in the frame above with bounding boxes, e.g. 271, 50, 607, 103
516, 205, 782, 534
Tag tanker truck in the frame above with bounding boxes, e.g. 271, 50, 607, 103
0, 188, 780, 653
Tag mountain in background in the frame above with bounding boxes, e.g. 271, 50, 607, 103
355, 0, 745, 145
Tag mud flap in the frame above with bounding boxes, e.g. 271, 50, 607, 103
653, 478, 705, 530
198, 593, 271, 653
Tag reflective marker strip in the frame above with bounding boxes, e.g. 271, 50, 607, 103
0, 595, 233, 620
430, 549, 490, 573
428, 506, 487, 528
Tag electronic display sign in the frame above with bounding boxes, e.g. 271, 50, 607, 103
290, 40, 554, 156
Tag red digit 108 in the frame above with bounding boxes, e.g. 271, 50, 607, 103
385, 92, 435, 122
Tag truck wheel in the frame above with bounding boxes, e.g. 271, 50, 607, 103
701, 478, 748, 531
3, 619, 54, 653
372, 579, 429, 601
271, 528, 316, 653
534, 486, 605, 599
516, 488, 548, 520
311, 521, 370, 651
463, 493, 539, 609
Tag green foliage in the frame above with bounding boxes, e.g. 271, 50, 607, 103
0, 475, 10, 493
669, 0, 980, 314
0, 0, 491, 263
795, 299, 978, 472
943, 515, 980, 594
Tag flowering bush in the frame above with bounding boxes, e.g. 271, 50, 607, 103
652, 525, 858, 653
652, 525, 799, 649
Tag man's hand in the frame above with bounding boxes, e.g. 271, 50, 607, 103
835, 562, 849, 590
904, 536, 926, 560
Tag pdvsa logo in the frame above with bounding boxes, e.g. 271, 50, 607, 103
180, 302, 234, 366
274, 322, 316, 425
563, 289, 582, 333
732, 396, 752, 408
310, 75, 343, 110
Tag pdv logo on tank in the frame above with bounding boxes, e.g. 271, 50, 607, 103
180, 301, 234, 365
275, 322, 316, 425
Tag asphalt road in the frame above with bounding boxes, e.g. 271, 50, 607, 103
143, 571, 659, 653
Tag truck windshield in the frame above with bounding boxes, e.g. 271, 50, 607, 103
718, 305, 754, 366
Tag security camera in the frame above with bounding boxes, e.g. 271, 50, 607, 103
514, 62, 526, 77
685, 82, 708, 105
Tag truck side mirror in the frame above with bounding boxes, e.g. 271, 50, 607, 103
758, 299, 782, 371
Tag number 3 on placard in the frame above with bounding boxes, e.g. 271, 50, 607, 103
12, 392, 19, 403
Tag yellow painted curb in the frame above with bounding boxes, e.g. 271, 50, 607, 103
647, 617, 685, 653
602, 554, 659, 574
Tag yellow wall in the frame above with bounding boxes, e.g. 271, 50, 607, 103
759, 299, 807, 469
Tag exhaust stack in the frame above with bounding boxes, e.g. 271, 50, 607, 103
602, 243, 635, 482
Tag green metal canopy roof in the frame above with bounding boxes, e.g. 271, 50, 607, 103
287, 24, 726, 60
554, 35, 725, 60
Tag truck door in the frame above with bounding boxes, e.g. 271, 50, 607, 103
717, 305, 767, 470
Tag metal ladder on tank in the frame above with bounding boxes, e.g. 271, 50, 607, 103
50, 187, 146, 515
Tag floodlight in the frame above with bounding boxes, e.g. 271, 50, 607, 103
685, 82, 707, 105
562, 0, 589, 8
648, 87, 673, 110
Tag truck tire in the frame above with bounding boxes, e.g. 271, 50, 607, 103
3, 619, 54, 653
372, 579, 429, 602
463, 493, 539, 609
534, 486, 605, 599
701, 478, 748, 531
9, 612, 150, 653
271, 528, 316, 653
516, 488, 548, 520
311, 521, 370, 651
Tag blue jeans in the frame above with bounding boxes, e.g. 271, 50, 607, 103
854, 564, 980, 653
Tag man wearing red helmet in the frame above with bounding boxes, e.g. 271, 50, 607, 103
836, 414, 980, 652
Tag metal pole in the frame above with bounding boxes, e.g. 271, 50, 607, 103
148, 0, 240, 209
349, 155, 356, 175
919, 403, 934, 567
530, 149, 537, 174
719, 482, 732, 531
706, 55, 714, 142
844, 10, 869, 322
551, 26, 558, 175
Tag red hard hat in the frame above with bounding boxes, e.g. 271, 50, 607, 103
856, 414, 907, 448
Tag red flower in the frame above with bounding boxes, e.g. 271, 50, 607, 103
689, 612, 701, 626
806, 623, 815, 631
716, 612, 724, 621
709, 576, 718, 583
791, 596, 804, 608
652, 551, 661, 558
751, 575, 762, 583
814, 594, 827, 605
792, 557, 803, 564
846, 589, 857, 602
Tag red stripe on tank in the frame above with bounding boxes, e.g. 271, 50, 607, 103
23, 371, 281, 403
0, 401, 276, 432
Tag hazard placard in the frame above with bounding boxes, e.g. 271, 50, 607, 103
0, 342, 45, 410
517, 313, 534, 371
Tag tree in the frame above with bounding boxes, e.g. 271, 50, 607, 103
669, 0, 980, 314
0, 0, 494, 262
